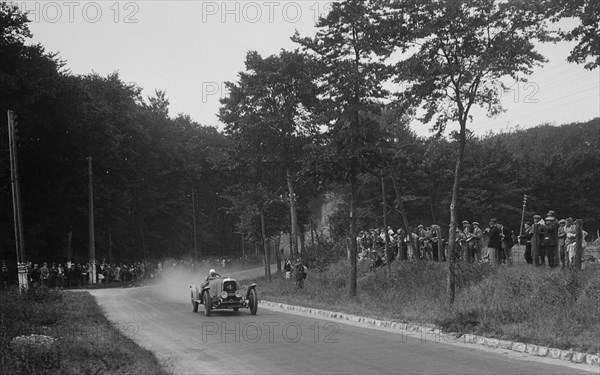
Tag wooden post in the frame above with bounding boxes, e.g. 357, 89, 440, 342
7, 110, 28, 291
531, 223, 540, 266
88, 156, 97, 284
191, 188, 198, 264
519, 195, 527, 236
574, 219, 583, 271
260, 211, 271, 282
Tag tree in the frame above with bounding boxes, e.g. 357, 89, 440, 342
293, 0, 393, 296
542, 0, 600, 69
387, 0, 549, 302
219, 50, 321, 259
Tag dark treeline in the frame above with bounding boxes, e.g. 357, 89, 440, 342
1, 1, 598, 282
328, 119, 600, 239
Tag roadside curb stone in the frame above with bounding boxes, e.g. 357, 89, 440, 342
586, 354, 600, 366
512, 342, 526, 352
526, 344, 539, 355
549, 348, 562, 359
258, 300, 599, 369
498, 339, 513, 350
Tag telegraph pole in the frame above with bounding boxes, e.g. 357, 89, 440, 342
7, 110, 28, 291
519, 194, 527, 236
191, 188, 198, 266
88, 156, 96, 284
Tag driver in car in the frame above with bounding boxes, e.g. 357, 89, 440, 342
201, 268, 221, 288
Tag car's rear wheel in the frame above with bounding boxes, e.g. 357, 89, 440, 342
203, 290, 212, 317
191, 291, 199, 313
248, 288, 258, 315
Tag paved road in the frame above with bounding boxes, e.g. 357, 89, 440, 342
88, 268, 597, 375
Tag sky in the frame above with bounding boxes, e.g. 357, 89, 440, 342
15, 0, 600, 137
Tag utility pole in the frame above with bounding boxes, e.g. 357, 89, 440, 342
519, 194, 527, 236
7, 110, 28, 291
88, 156, 97, 284
191, 188, 198, 266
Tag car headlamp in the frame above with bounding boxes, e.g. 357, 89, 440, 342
235, 290, 243, 298
220, 291, 228, 299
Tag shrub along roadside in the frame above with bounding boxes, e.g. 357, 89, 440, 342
0, 288, 168, 375
248, 259, 600, 356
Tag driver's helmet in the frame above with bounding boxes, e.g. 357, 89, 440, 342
209, 268, 216, 276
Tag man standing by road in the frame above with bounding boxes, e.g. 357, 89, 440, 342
486, 218, 502, 267
499, 221, 514, 266
558, 219, 567, 268
540, 215, 559, 267
519, 221, 533, 264
471, 222, 483, 262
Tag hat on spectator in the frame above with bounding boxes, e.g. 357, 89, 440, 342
418, 224, 424, 229
472, 222, 480, 226
546, 210, 556, 217
566, 217, 573, 222
546, 216, 555, 221
462, 220, 470, 225
533, 214, 541, 219
525, 221, 531, 225
559, 219, 566, 224
489, 218, 497, 224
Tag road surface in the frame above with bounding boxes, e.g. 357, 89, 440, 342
87, 268, 597, 375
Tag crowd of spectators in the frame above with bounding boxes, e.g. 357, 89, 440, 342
0, 254, 271, 290
18, 255, 249, 289
356, 209, 593, 269
23, 260, 160, 289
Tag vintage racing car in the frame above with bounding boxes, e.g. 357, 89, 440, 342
190, 276, 257, 316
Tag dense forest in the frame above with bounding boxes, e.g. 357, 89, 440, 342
1, 1, 598, 275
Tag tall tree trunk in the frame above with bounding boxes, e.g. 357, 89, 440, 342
299, 226, 305, 255
286, 167, 299, 258
447, 120, 467, 303
67, 227, 72, 263
260, 210, 271, 282
429, 195, 437, 225
389, 167, 414, 260
349, 163, 358, 296
382, 172, 391, 274
276, 233, 282, 273
140, 217, 146, 263
108, 223, 112, 264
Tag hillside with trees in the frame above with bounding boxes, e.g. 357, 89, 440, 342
1, 1, 598, 288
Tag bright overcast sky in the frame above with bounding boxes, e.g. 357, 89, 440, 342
16, 0, 600, 137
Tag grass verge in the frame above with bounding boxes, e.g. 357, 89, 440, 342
0, 287, 168, 375
248, 256, 600, 356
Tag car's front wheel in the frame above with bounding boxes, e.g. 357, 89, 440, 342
248, 288, 258, 315
203, 290, 212, 317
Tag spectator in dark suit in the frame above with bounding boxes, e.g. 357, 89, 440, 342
540, 215, 559, 267
486, 218, 502, 267
499, 222, 514, 266
519, 221, 533, 264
